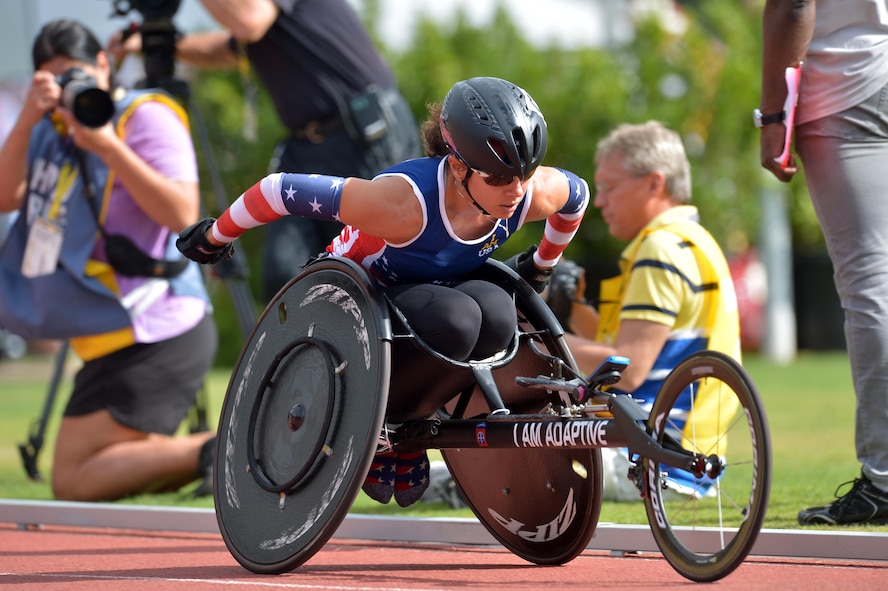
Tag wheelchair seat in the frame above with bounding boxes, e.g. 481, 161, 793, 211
383, 257, 576, 422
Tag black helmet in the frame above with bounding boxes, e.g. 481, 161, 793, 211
441, 77, 548, 182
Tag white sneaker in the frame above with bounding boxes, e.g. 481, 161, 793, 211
601, 447, 719, 502
600, 447, 643, 502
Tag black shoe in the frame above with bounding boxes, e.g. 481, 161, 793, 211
193, 437, 215, 498
193, 466, 213, 498
798, 474, 888, 525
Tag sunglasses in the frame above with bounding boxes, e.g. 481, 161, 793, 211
451, 152, 524, 187
469, 168, 520, 187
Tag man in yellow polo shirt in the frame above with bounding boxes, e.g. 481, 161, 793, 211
562, 121, 741, 501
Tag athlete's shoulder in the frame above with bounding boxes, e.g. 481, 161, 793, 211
380, 156, 442, 176
376, 157, 443, 195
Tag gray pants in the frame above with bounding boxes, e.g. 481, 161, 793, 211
796, 83, 888, 490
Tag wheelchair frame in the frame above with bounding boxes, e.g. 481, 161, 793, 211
211, 256, 771, 583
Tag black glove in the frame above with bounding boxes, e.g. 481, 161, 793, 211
504, 245, 553, 293
545, 259, 585, 327
176, 218, 235, 265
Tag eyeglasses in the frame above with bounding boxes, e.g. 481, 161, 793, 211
451, 152, 524, 186
594, 174, 644, 194
470, 168, 519, 187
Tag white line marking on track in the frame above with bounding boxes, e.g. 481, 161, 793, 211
0, 572, 454, 591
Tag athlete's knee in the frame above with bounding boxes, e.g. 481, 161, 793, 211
457, 281, 517, 357
388, 284, 486, 360
420, 301, 482, 361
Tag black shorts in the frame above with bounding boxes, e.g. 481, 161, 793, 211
64, 314, 218, 435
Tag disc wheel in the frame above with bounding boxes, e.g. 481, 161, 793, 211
213, 258, 390, 574
443, 309, 602, 565
443, 444, 601, 565
642, 350, 771, 582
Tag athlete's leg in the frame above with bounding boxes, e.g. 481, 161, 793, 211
455, 279, 517, 359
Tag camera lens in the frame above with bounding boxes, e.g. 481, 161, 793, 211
62, 81, 114, 128
58, 70, 114, 128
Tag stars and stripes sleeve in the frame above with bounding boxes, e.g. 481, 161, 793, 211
533, 168, 590, 268
212, 172, 345, 244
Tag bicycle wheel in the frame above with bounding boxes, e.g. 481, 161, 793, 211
642, 350, 771, 582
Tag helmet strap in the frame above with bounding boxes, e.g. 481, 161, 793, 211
449, 153, 493, 216
459, 174, 492, 217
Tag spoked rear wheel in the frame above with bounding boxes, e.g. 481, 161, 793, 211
642, 350, 771, 582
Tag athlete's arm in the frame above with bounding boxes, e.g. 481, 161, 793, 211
208, 172, 423, 246
530, 167, 590, 268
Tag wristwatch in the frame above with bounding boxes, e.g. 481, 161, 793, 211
753, 109, 785, 128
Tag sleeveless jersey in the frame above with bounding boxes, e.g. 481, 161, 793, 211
328, 157, 530, 285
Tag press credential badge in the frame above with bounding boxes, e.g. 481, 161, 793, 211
22, 160, 77, 277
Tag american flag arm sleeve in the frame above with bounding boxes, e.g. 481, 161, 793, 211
212, 172, 345, 244
534, 168, 590, 268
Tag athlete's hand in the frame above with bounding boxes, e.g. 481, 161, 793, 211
545, 259, 585, 326
177, 218, 234, 265
504, 245, 553, 293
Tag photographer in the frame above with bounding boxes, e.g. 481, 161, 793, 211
109, 0, 420, 301
0, 19, 216, 501
109, 0, 420, 300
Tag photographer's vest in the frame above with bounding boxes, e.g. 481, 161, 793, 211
0, 89, 207, 359
596, 209, 741, 455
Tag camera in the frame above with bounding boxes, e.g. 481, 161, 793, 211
57, 68, 114, 128
111, 0, 184, 94
112, 0, 181, 20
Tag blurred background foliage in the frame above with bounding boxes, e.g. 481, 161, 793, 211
187, 0, 822, 365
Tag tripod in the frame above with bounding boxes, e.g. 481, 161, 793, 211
135, 15, 257, 341
181, 81, 259, 435
17, 15, 257, 481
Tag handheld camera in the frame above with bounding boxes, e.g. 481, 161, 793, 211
57, 68, 114, 128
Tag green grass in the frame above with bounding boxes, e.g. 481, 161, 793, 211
1, 350, 885, 532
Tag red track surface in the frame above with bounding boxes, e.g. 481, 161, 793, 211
1, 524, 887, 590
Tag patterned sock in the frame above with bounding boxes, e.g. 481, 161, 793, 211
394, 450, 430, 508
362, 450, 396, 504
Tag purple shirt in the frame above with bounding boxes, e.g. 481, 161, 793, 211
100, 98, 205, 345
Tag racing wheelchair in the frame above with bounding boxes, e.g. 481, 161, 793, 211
210, 256, 771, 583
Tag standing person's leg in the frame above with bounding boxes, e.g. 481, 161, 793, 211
795, 86, 888, 522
